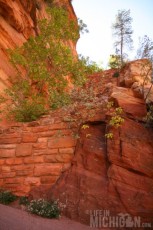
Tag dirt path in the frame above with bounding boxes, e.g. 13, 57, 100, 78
0, 204, 93, 230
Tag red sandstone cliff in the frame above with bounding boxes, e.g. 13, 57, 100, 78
0, 1, 153, 229
0, 0, 77, 90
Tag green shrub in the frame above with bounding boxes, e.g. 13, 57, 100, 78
19, 196, 30, 206
105, 103, 124, 139
49, 91, 71, 109
27, 199, 60, 218
108, 54, 121, 69
7, 98, 47, 122
112, 71, 120, 78
109, 107, 124, 128
0, 190, 17, 205
14, 102, 45, 122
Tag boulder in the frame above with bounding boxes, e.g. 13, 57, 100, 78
120, 59, 152, 87
111, 87, 147, 119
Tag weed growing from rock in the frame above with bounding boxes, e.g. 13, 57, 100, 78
105, 102, 124, 139
19, 196, 30, 206
0, 189, 17, 205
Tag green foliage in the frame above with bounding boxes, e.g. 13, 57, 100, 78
49, 91, 70, 109
105, 132, 113, 139
108, 54, 121, 69
27, 199, 60, 218
19, 196, 30, 206
59, 72, 106, 136
81, 124, 89, 129
112, 9, 133, 65
106, 101, 114, 109
3, 6, 95, 122
5, 91, 47, 122
0, 189, 17, 205
78, 18, 89, 34
105, 103, 124, 139
112, 71, 120, 78
109, 114, 124, 128
109, 107, 124, 128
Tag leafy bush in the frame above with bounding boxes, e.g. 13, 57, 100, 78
109, 107, 124, 128
112, 71, 120, 78
108, 54, 121, 69
6, 96, 47, 122
0, 190, 17, 205
19, 196, 30, 206
105, 103, 124, 139
27, 199, 60, 218
105, 132, 113, 139
49, 91, 71, 109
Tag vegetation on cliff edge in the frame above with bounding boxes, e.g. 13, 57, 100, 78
1, 7, 101, 122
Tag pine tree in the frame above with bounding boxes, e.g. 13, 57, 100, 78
112, 9, 133, 66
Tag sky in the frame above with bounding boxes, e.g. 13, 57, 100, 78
72, 0, 153, 68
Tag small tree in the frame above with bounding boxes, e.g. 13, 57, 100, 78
137, 35, 153, 62
108, 54, 121, 69
112, 9, 133, 66
136, 35, 153, 100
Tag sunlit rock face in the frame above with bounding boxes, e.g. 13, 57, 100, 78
120, 59, 152, 87
0, 0, 77, 90
120, 59, 153, 103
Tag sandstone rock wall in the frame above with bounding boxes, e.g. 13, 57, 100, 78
0, 112, 77, 196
